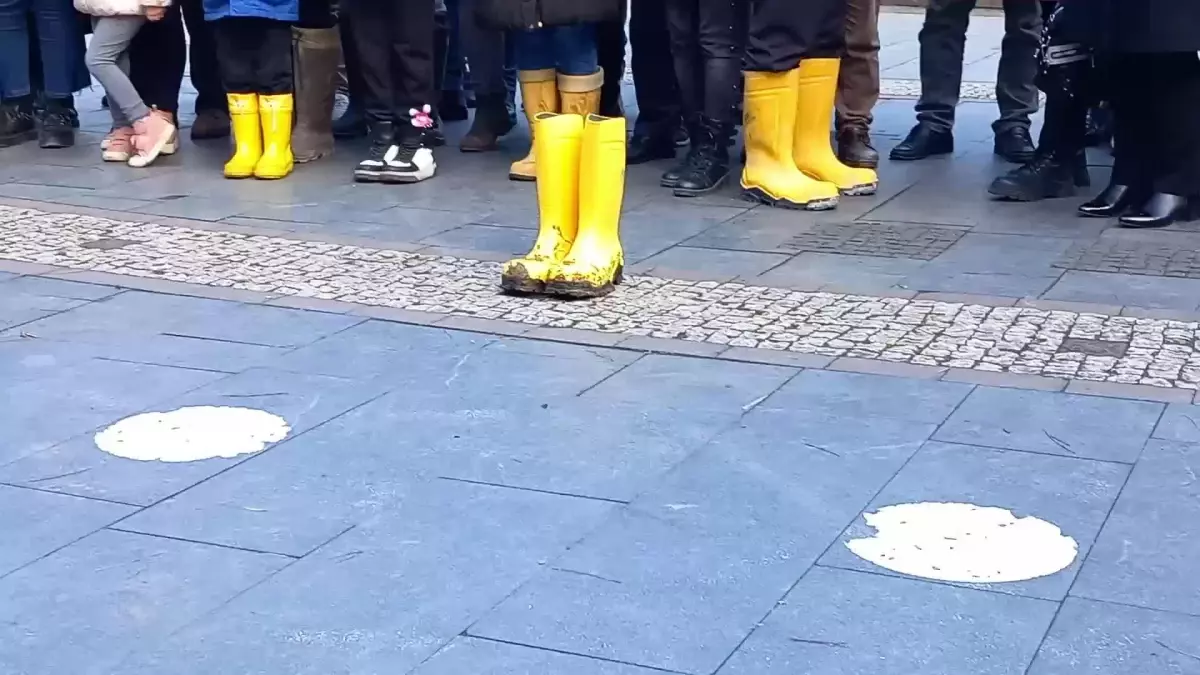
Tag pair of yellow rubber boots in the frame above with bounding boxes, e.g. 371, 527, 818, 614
741, 58, 878, 210
501, 113, 626, 298
509, 69, 604, 181
224, 93, 294, 180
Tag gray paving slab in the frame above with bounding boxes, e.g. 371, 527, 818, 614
419, 223, 540, 256
1072, 439, 1200, 616
470, 405, 937, 674
111, 481, 613, 675
1044, 271, 1200, 311
432, 353, 795, 501
0, 485, 134, 577
0, 528, 290, 675
1028, 598, 1200, 675
0, 276, 121, 300
764, 368, 973, 424
0, 277, 120, 330
719, 567, 1058, 675
1152, 403, 1200, 443
754, 252, 927, 293
933, 387, 1164, 463
630, 246, 791, 282
268, 318, 491, 380
0, 354, 223, 465
0, 368, 387, 506
413, 637, 664, 675
818, 441, 1129, 600
5, 290, 362, 350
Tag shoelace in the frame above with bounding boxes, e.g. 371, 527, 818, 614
42, 111, 72, 128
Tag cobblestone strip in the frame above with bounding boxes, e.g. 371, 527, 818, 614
2, 204, 1199, 389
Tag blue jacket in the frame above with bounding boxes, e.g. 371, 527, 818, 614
204, 0, 298, 22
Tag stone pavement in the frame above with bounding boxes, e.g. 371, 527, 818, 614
4, 9, 1200, 674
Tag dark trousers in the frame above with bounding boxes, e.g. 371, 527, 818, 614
298, 0, 335, 28
1110, 52, 1200, 197
213, 17, 293, 95
745, 0, 843, 72
343, 0, 435, 128
128, 0, 223, 112
915, 0, 1040, 133
836, 0, 880, 130
629, 0, 681, 136
665, 0, 747, 125
596, 3, 627, 115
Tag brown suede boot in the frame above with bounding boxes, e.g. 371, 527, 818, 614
292, 26, 340, 163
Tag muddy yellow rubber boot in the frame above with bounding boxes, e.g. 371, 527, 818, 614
223, 93, 261, 179
740, 69, 839, 210
546, 114, 626, 299
509, 69, 559, 181
793, 59, 877, 196
501, 113, 585, 293
254, 94, 294, 180
558, 69, 603, 118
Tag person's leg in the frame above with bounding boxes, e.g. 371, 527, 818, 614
254, 18, 296, 179
86, 17, 152, 125
507, 27, 561, 181
1118, 52, 1200, 227
214, 17, 264, 177
595, 6, 626, 116
293, 0, 340, 162
836, 0, 880, 168
377, 0, 437, 182
1079, 53, 1151, 217
628, 0, 682, 163
552, 23, 602, 109
182, 0, 229, 138
673, 0, 746, 197
128, 3, 185, 118
458, 0, 515, 150
663, 0, 703, 187
439, 0, 468, 120
0, 0, 38, 147
890, 0, 971, 160
333, 5, 368, 137
992, 0, 1039, 161
29, 0, 81, 147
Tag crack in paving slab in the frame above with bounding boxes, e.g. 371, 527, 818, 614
1, 204, 1198, 389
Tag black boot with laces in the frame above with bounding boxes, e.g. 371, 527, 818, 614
353, 120, 395, 182
0, 97, 36, 148
38, 97, 75, 149
673, 116, 731, 198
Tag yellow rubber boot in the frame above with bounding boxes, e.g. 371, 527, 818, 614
740, 69, 839, 210
509, 69, 559, 181
223, 93, 261, 179
254, 94, 294, 180
546, 114, 626, 299
501, 113, 585, 293
557, 69, 603, 117
793, 59, 877, 196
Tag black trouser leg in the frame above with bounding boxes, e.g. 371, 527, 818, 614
181, 0, 225, 111
214, 18, 293, 95
298, 0, 336, 28
128, 2, 186, 113
1144, 53, 1200, 197
745, 0, 844, 72
344, 0, 435, 131
629, 0, 681, 137
1108, 55, 1152, 191
699, 0, 747, 125
596, 3, 627, 116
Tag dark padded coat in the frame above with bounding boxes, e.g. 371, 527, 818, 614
476, 0, 623, 31
1063, 0, 1200, 53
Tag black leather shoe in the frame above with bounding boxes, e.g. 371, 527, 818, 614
994, 126, 1036, 163
837, 126, 879, 169
1119, 193, 1198, 229
1078, 183, 1147, 218
889, 123, 953, 161
0, 99, 36, 148
38, 99, 75, 149
673, 117, 731, 197
628, 130, 676, 165
988, 152, 1089, 202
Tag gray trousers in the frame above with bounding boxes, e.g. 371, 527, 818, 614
915, 0, 1041, 133
86, 16, 150, 127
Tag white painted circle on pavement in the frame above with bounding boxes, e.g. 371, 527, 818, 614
94, 406, 291, 462
845, 502, 1078, 584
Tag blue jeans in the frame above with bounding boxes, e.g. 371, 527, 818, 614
513, 24, 598, 76
0, 0, 82, 99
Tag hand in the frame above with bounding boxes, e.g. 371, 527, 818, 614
145, 6, 165, 21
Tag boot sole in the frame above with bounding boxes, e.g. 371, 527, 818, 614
840, 183, 878, 197
508, 173, 536, 182
988, 182, 1077, 202
889, 146, 953, 162
742, 187, 839, 211
544, 265, 624, 299
673, 174, 728, 198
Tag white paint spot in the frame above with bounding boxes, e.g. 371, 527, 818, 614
94, 406, 290, 462
845, 502, 1078, 584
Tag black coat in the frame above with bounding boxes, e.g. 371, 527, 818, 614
1064, 0, 1200, 53
476, 0, 623, 31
